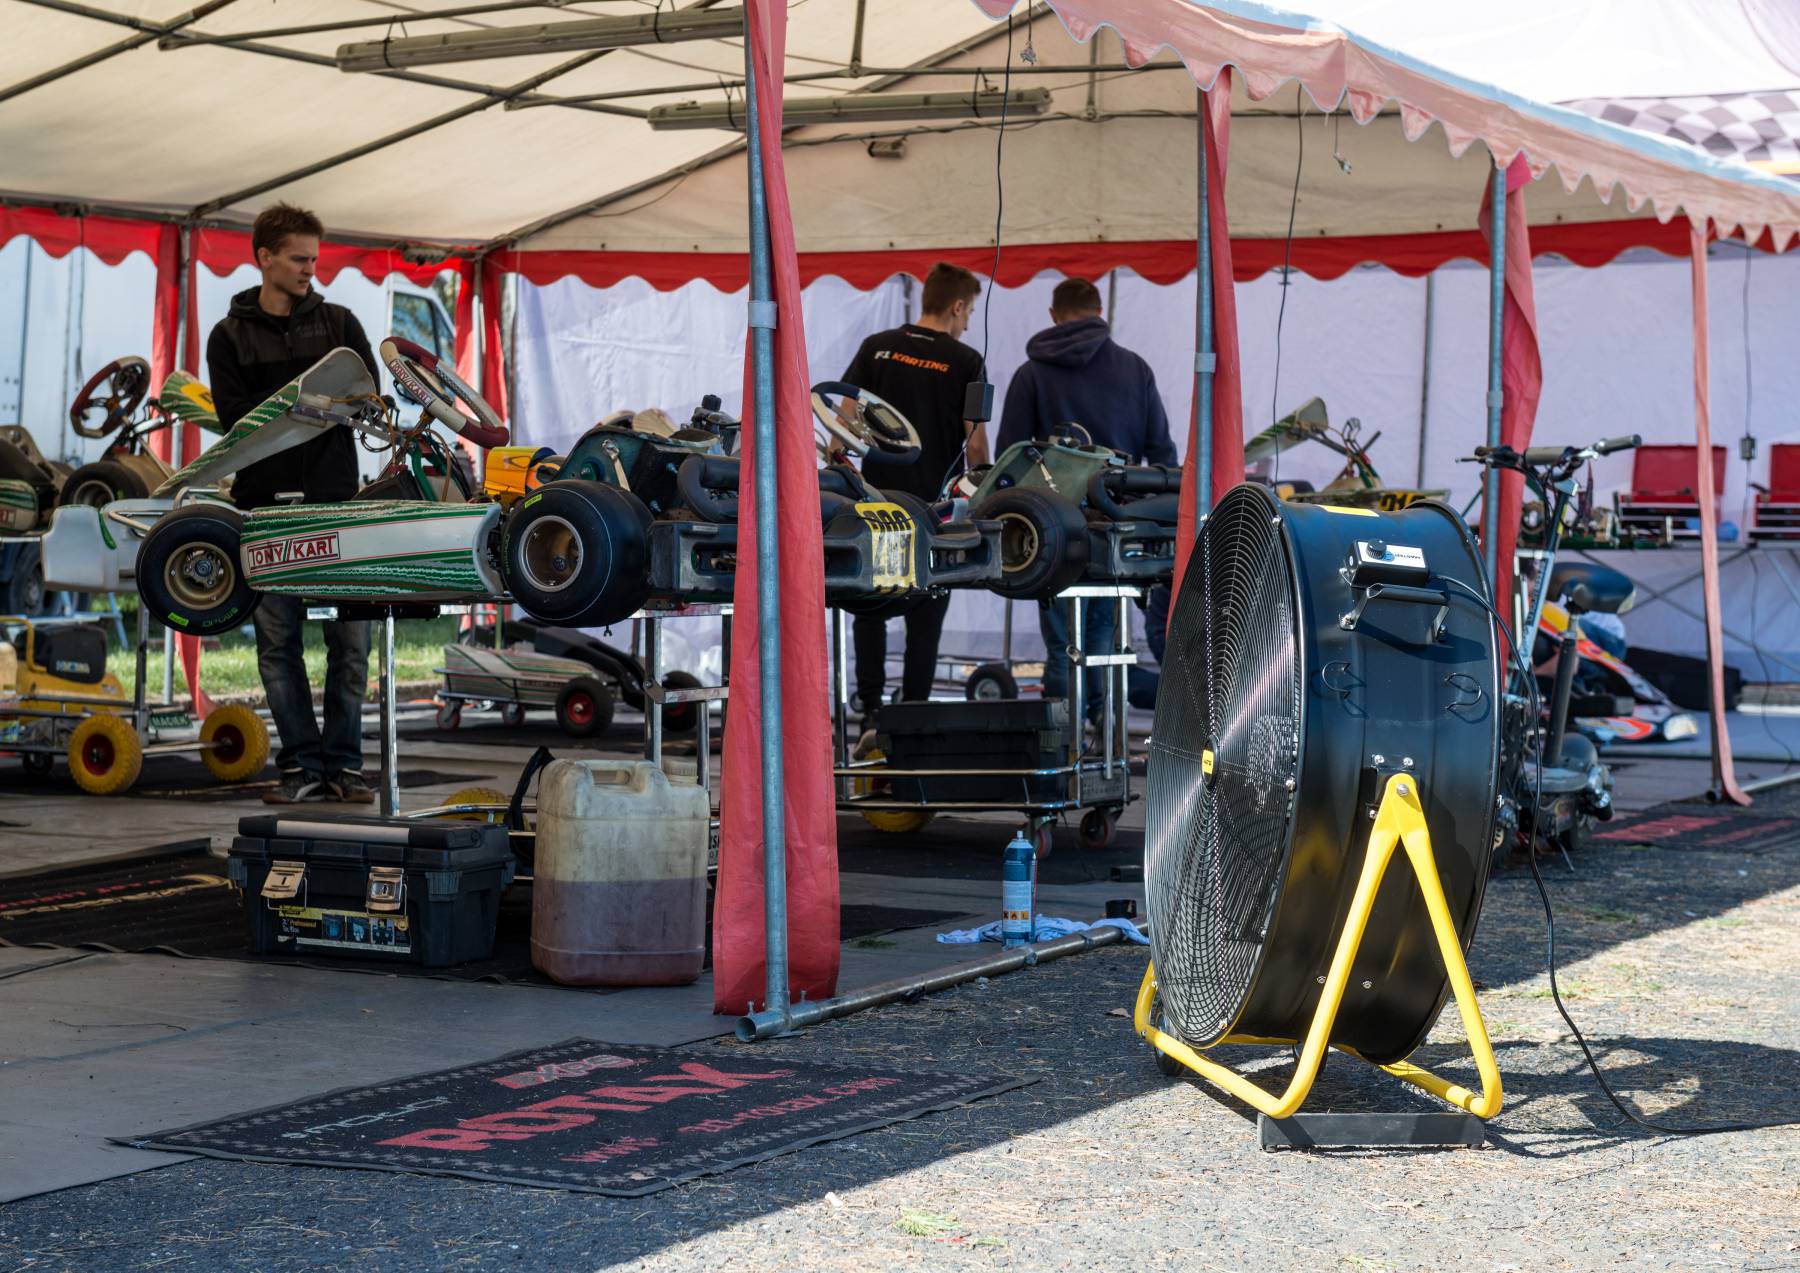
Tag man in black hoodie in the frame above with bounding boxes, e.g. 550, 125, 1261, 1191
997, 277, 1176, 724
208, 203, 382, 805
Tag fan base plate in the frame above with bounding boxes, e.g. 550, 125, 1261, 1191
1257, 1111, 1485, 1151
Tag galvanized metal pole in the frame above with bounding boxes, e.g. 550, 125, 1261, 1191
1415, 271, 1435, 489
1194, 89, 1216, 523
744, 31, 790, 1020
1482, 164, 1506, 593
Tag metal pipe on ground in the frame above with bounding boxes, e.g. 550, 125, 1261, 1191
737, 922, 1142, 1041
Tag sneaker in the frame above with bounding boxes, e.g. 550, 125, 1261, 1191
327, 771, 376, 804
263, 771, 326, 805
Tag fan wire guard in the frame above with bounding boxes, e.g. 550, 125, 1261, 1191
1147, 488, 1302, 1045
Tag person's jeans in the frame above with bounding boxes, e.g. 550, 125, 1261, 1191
853, 592, 952, 712
1038, 597, 1118, 723
253, 594, 370, 779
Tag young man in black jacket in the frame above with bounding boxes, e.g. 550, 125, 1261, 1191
840, 262, 990, 716
208, 203, 382, 805
997, 277, 1176, 725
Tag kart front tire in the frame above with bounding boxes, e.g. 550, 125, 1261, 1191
200, 703, 270, 783
58, 459, 149, 509
67, 713, 142, 796
502, 481, 652, 628
137, 505, 259, 637
973, 486, 1090, 600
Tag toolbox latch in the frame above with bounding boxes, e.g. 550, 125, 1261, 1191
263, 859, 306, 904
366, 866, 407, 913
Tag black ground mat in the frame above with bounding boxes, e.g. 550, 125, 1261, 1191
117, 1039, 1031, 1196
1590, 802, 1800, 854
836, 812, 1144, 885
0, 850, 963, 983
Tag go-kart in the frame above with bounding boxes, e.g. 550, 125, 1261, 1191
120, 339, 515, 635
0, 357, 220, 534
953, 427, 1182, 600
1249, 397, 1445, 512
497, 382, 1002, 629
1536, 600, 1699, 744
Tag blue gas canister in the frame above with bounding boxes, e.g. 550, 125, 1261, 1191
1001, 826, 1036, 947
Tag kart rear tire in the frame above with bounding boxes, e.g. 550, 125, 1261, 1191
200, 703, 270, 783
502, 481, 652, 628
1, 543, 47, 615
136, 505, 259, 637
974, 486, 1090, 600
555, 676, 615, 738
67, 713, 142, 796
58, 459, 148, 510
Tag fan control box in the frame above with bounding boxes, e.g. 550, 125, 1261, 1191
1346, 539, 1427, 587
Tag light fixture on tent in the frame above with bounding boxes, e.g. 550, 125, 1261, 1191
335, 8, 746, 72
646, 87, 1052, 130
1136, 483, 1505, 1147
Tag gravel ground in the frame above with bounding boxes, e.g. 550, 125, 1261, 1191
2, 828, 1797, 1272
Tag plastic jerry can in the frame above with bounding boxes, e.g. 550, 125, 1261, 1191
532, 758, 710, 986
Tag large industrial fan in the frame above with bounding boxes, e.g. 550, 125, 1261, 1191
1137, 483, 1505, 1142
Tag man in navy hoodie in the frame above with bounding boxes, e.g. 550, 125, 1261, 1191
997, 277, 1175, 724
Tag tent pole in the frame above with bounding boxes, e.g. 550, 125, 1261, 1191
1194, 88, 1214, 523
743, 25, 790, 1017
1416, 271, 1435, 488
1482, 163, 1505, 593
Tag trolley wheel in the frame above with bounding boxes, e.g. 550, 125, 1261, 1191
199, 703, 269, 783
66, 714, 142, 796
556, 676, 615, 738
964, 661, 1019, 702
435, 786, 510, 822
1079, 807, 1116, 850
1154, 1012, 1187, 1078
435, 701, 463, 731
498, 702, 528, 729
660, 670, 702, 735
860, 809, 937, 834
1033, 820, 1054, 859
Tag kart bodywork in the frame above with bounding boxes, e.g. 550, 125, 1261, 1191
1538, 600, 1700, 743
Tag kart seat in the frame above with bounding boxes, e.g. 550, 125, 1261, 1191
677, 454, 864, 528
1548, 562, 1635, 615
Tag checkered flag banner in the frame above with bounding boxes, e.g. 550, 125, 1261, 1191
1566, 91, 1800, 169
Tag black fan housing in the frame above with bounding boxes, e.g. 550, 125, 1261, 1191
1147, 484, 1499, 1066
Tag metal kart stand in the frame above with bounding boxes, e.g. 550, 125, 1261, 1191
0, 601, 230, 772
833, 583, 1142, 851
639, 602, 730, 809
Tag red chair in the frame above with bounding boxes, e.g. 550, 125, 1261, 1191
1753, 443, 1800, 540
1617, 445, 1726, 540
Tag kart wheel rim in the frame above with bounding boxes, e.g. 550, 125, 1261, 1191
66, 477, 117, 507
520, 515, 582, 593
996, 512, 1041, 575
165, 542, 235, 609
82, 734, 114, 775
566, 692, 593, 725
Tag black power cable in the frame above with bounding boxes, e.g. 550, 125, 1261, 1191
1441, 575, 1795, 1136
1267, 98, 1304, 493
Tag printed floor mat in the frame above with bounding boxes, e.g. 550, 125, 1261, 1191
118, 1039, 1031, 1195
0, 850, 962, 983
1590, 803, 1800, 854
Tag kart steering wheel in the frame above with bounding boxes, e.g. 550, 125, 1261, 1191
380, 336, 509, 448
810, 382, 921, 465
69, 357, 152, 439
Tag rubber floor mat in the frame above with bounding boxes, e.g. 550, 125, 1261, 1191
118, 1039, 1031, 1195
0, 850, 963, 983
1590, 803, 1800, 854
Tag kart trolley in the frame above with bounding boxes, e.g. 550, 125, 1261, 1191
832, 583, 1143, 854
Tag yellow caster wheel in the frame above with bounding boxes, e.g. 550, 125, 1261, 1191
199, 703, 270, 783
851, 748, 936, 834
436, 786, 511, 822
67, 714, 143, 796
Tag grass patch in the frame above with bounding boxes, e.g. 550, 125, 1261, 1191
99, 615, 457, 699
1583, 906, 1639, 924
894, 1210, 958, 1237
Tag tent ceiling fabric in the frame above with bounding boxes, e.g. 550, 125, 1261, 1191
2, 0, 1799, 254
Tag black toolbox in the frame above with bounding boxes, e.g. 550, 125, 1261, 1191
228, 814, 514, 967
874, 699, 1083, 804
